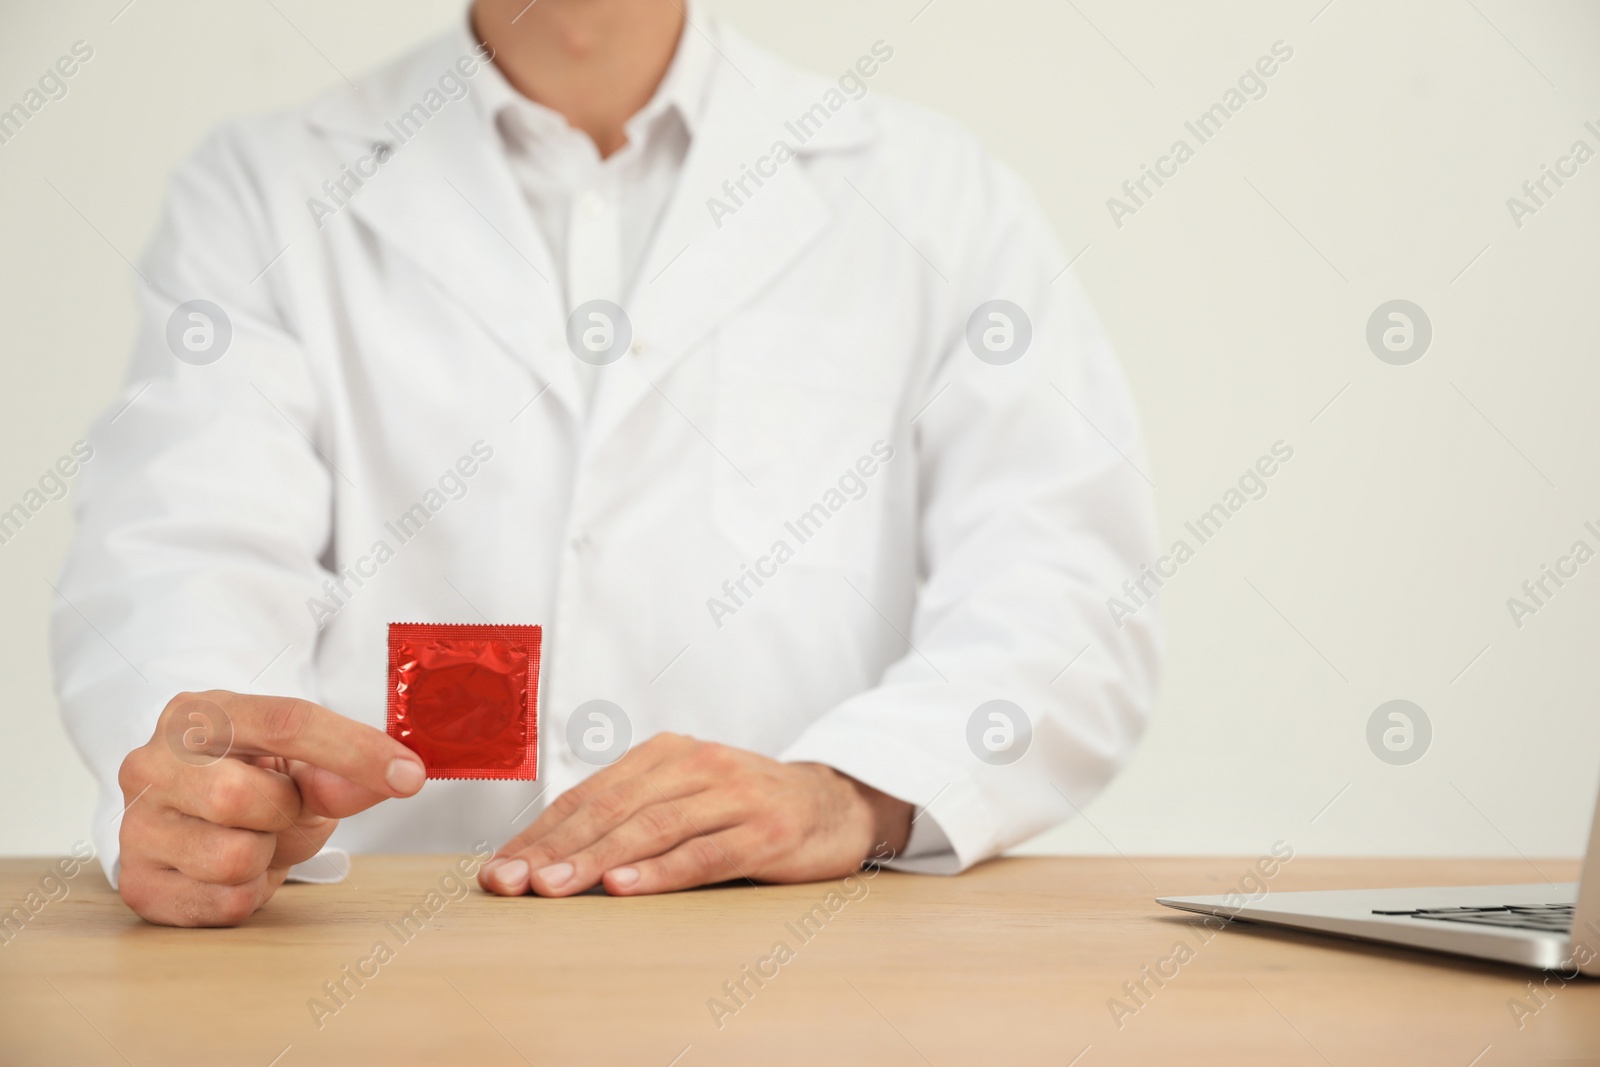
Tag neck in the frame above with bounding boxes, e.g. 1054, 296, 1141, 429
471, 0, 685, 158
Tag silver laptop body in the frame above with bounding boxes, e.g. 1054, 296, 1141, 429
1157, 779, 1600, 974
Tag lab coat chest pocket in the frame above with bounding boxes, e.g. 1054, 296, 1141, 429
711, 316, 901, 573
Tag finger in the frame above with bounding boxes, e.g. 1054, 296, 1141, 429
492, 734, 742, 874
222, 759, 345, 869
530, 792, 748, 897
130, 753, 337, 877
186, 691, 424, 799
124, 804, 276, 887
602, 827, 754, 896
508, 770, 699, 877
117, 860, 277, 928
269, 808, 340, 870
159, 757, 303, 832
286, 761, 391, 819
498, 733, 693, 856
481, 768, 711, 897
479, 736, 735, 896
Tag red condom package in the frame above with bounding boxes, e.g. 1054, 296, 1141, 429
387, 623, 541, 780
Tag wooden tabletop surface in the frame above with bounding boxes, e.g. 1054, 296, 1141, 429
1, 854, 1595, 1066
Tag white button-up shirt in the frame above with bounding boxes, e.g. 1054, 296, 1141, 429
474, 21, 701, 314
52, 12, 1160, 884
482, 32, 693, 415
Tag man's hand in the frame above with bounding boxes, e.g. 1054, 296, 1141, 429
477, 734, 912, 897
116, 690, 425, 927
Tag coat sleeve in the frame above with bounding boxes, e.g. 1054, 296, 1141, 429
779, 143, 1162, 874
50, 123, 334, 884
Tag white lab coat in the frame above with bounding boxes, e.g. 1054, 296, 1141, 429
52, 17, 1160, 884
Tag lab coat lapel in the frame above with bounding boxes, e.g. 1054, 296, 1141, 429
586, 59, 833, 448
332, 81, 582, 418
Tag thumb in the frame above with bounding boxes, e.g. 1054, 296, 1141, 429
269, 809, 339, 870
289, 760, 399, 819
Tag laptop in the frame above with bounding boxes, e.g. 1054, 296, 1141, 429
1156, 779, 1600, 973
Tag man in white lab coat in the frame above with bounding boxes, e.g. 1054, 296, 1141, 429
51, 0, 1159, 926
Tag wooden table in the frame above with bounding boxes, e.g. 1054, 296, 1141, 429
1, 855, 1594, 1066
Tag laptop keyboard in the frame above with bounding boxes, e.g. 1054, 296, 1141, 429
1370, 903, 1574, 934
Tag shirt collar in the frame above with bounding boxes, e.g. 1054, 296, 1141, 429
462, 2, 713, 150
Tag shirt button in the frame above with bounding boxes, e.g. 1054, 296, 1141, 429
570, 532, 592, 553
630, 340, 647, 356
577, 190, 604, 216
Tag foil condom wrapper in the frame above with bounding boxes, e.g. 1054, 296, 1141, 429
386, 622, 541, 780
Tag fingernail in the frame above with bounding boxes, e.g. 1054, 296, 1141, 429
536, 861, 574, 889
493, 859, 529, 892
609, 866, 639, 889
386, 758, 425, 795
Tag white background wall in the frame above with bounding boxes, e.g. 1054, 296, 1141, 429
3, 0, 1598, 861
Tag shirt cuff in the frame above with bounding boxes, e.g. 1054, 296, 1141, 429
885, 809, 960, 875
781, 723, 997, 875
285, 848, 351, 884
